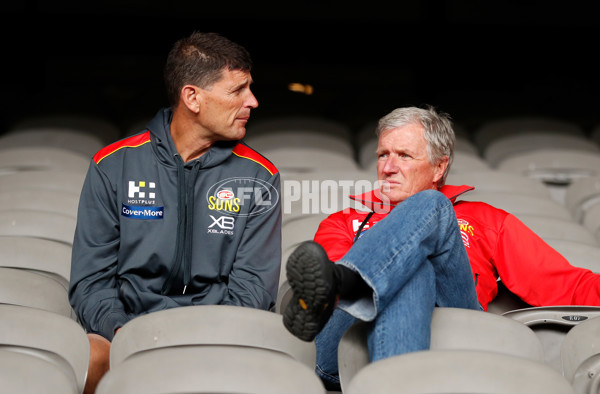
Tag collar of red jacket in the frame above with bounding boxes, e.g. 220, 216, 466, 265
349, 184, 475, 212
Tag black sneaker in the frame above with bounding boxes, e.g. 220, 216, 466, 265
283, 241, 338, 342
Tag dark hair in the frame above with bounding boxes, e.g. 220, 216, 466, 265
163, 32, 253, 107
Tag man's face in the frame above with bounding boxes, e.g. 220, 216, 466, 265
198, 68, 258, 141
376, 123, 447, 204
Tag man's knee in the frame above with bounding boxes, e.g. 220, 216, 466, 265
88, 333, 111, 367
85, 333, 111, 393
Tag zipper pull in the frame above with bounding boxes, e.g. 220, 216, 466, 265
182, 285, 187, 295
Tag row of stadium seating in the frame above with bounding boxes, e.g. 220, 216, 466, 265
2, 113, 600, 393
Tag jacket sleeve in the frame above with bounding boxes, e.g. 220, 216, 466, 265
313, 211, 355, 262
494, 213, 600, 306
220, 172, 282, 310
69, 161, 130, 341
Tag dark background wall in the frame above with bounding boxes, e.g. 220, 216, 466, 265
2, 1, 599, 138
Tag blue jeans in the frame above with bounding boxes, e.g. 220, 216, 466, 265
315, 189, 480, 386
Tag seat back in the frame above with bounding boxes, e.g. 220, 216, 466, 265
345, 349, 574, 394
503, 306, 600, 372
561, 316, 600, 394
0, 267, 73, 318
338, 307, 544, 391
0, 304, 89, 392
0, 236, 71, 290
110, 305, 316, 369
99, 345, 325, 394
0, 348, 78, 394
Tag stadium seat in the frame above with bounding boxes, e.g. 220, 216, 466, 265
448, 151, 492, 173
446, 169, 551, 198
281, 170, 375, 224
278, 214, 327, 313
244, 116, 358, 174
473, 116, 585, 152
0, 304, 89, 393
10, 113, 122, 145
503, 306, 600, 372
0, 210, 76, 246
0, 127, 104, 158
98, 345, 325, 394
110, 305, 316, 369
456, 191, 574, 221
483, 132, 599, 168
0, 267, 74, 319
0, 189, 80, 218
337, 307, 544, 391
344, 349, 574, 394
518, 215, 599, 246
0, 146, 90, 175
561, 316, 600, 394
582, 203, 600, 244
496, 149, 600, 185
0, 236, 71, 290
0, 170, 86, 195
564, 176, 600, 222
546, 239, 600, 273
0, 348, 78, 394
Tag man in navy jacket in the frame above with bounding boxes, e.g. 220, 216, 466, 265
70, 32, 282, 393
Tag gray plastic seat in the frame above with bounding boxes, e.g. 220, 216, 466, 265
446, 169, 551, 198
0, 210, 77, 245
484, 132, 599, 168
0, 267, 73, 318
561, 316, 600, 394
10, 113, 121, 145
338, 307, 544, 392
0, 236, 71, 290
0, 304, 89, 393
565, 176, 600, 222
473, 116, 585, 152
281, 170, 374, 224
0, 189, 80, 218
98, 345, 325, 394
0, 170, 86, 195
110, 305, 316, 369
0, 146, 90, 175
503, 306, 600, 372
0, 348, 78, 394
0, 127, 104, 158
496, 149, 600, 186
518, 214, 598, 246
244, 116, 358, 174
345, 349, 574, 394
582, 202, 600, 244
457, 191, 574, 221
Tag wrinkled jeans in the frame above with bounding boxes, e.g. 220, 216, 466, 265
315, 189, 480, 386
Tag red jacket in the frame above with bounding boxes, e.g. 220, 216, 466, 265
313, 185, 600, 310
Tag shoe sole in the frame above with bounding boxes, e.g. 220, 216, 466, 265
283, 242, 333, 342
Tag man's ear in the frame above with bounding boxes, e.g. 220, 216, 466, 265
179, 85, 202, 114
433, 156, 449, 184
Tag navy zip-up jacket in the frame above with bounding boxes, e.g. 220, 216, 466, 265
69, 108, 282, 340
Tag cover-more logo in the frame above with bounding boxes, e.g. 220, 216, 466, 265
206, 177, 279, 217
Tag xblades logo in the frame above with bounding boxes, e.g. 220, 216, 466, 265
207, 215, 235, 235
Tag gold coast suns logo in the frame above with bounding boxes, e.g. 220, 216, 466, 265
457, 219, 474, 248
207, 189, 241, 213
206, 177, 279, 217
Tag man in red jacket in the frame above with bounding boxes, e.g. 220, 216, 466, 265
282, 106, 600, 390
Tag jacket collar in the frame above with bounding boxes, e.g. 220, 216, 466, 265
349, 184, 475, 212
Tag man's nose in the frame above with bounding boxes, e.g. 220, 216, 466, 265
246, 90, 259, 109
382, 156, 398, 174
